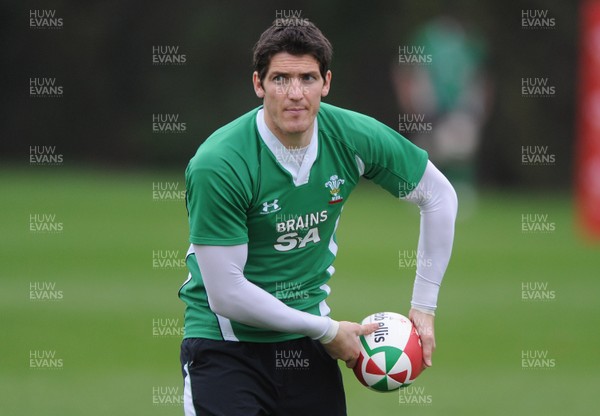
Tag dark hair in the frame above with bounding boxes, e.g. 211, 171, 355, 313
252, 20, 333, 82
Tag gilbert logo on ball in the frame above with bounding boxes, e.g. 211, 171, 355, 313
353, 312, 423, 392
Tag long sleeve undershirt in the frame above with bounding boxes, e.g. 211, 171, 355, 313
194, 160, 457, 339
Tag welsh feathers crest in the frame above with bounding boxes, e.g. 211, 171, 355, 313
325, 175, 345, 204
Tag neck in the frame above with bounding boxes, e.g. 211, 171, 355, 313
266, 121, 313, 149
278, 131, 312, 149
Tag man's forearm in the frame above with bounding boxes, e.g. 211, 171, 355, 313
403, 161, 458, 312
194, 244, 337, 340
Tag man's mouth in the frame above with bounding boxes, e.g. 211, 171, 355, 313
284, 107, 307, 116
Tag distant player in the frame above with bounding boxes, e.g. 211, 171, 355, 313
179, 19, 457, 415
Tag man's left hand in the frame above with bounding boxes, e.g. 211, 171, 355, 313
408, 308, 436, 369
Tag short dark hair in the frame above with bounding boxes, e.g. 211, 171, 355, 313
252, 20, 333, 83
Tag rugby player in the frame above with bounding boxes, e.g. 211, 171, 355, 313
179, 19, 457, 416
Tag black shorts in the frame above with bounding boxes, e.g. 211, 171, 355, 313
180, 337, 347, 416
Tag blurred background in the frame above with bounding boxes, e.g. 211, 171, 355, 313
1, 0, 578, 187
2, 0, 599, 415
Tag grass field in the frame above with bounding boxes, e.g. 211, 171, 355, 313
1, 167, 598, 415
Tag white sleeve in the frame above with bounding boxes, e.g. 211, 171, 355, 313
402, 160, 458, 313
193, 244, 339, 342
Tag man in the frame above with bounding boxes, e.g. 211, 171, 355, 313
179, 20, 457, 416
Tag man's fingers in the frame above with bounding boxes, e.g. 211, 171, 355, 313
328, 321, 381, 369
421, 336, 435, 367
345, 355, 358, 368
359, 322, 379, 336
409, 309, 436, 369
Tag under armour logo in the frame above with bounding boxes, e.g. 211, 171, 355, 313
260, 199, 281, 214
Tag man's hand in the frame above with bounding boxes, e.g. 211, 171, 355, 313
409, 308, 436, 368
322, 321, 379, 368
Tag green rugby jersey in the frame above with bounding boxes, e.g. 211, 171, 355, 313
179, 102, 428, 342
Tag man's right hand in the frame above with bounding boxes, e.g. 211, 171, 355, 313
322, 321, 379, 368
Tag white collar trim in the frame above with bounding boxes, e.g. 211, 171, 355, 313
256, 108, 318, 186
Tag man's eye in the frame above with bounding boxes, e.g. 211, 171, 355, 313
302, 75, 316, 81
273, 75, 285, 83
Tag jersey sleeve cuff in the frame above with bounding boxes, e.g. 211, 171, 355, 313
316, 318, 339, 344
410, 304, 436, 316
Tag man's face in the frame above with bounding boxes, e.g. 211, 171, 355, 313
253, 52, 331, 145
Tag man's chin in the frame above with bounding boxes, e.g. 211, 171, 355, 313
281, 121, 312, 136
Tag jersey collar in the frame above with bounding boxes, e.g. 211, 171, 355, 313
256, 108, 318, 187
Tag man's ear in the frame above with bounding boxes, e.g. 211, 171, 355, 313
252, 71, 265, 99
321, 70, 332, 97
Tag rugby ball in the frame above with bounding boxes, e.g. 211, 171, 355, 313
353, 312, 423, 392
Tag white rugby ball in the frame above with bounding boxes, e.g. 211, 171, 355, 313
353, 312, 424, 392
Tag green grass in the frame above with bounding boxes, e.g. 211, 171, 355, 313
1, 167, 598, 415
